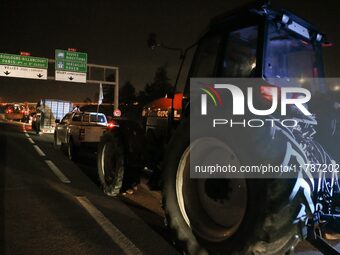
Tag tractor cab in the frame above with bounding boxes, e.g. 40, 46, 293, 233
183, 1, 327, 112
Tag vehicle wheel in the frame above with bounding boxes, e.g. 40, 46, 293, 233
67, 138, 77, 161
162, 119, 310, 255
97, 133, 125, 196
53, 132, 61, 149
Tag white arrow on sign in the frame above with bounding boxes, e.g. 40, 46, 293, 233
55, 70, 86, 83
0, 65, 47, 80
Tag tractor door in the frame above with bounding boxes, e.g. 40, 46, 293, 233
182, 16, 264, 117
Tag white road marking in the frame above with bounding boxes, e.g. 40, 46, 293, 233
27, 137, 35, 144
76, 196, 142, 255
45, 160, 71, 183
25, 133, 30, 137
33, 145, 46, 157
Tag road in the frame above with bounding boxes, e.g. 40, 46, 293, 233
0, 120, 338, 255
0, 120, 178, 255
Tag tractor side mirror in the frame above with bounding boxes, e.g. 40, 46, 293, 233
55, 119, 60, 124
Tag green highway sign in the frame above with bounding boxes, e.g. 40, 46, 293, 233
55, 50, 87, 63
55, 60, 87, 73
55, 49, 87, 73
55, 49, 88, 83
0, 53, 48, 69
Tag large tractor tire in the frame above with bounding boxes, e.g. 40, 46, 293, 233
97, 133, 125, 196
162, 119, 312, 255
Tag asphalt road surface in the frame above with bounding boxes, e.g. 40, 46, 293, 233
0, 120, 339, 255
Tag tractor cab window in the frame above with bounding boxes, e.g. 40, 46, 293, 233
221, 26, 258, 77
190, 34, 222, 77
264, 21, 324, 92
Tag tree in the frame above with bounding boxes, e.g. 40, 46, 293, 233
119, 81, 136, 105
136, 90, 148, 106
142, 65, 173, 102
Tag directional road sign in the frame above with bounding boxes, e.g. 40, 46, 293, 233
55, 49, 87, 83
0, 53, 48, 80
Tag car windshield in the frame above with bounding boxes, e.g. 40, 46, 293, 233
264, 22, 325, 92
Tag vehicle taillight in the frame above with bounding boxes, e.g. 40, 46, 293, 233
259, 85, 280, 102
107, 121, 119, 129
322, 42, 334, 47
79, 128, 85, 141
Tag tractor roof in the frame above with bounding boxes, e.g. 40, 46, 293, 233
208, 0, 324, 42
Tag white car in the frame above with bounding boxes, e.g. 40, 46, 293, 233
54, 111, 108, 160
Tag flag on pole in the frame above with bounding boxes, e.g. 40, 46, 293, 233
98, 83, 103, 105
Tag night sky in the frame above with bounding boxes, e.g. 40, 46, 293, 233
0, 0, 340, 102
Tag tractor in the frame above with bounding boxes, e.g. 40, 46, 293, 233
97, 1, 340, 254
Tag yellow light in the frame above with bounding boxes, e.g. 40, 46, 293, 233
333, 85, 340, 91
